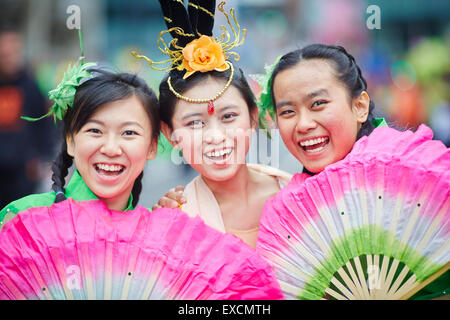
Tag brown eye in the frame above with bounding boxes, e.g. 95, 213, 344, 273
311, 100, 327, 108
123, 130, 138, 136
187, 120, 204, 128
279, 109, 294, 116
222, 113, 237, 121
87, 128, 101, 134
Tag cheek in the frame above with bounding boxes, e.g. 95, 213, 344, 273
179, 132, 202, 164
277, 119, 296, 145
72, 141, 97, 165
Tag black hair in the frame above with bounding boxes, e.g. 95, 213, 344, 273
156, 0, 256, 127
159, 64, 257, 128
270, 44, 376, 140
269, 44, 378, 176
51, 69, 160, 207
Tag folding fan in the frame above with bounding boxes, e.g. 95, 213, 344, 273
257, 124, 449, 300
0, 199, 282, 300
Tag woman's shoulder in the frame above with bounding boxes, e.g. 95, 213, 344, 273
0, 192, 56, 228
247, 163, 293, 186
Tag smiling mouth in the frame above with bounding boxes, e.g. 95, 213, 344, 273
95, 163, 125, 176
203, 147, 233, 161
299, 136, 330, 153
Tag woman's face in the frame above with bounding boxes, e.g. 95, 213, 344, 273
166, 79, 257, 182
273, 59, 369, 173
67, 95, 157, 209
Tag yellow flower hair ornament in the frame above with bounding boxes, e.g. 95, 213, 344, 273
132, 1, 246, 83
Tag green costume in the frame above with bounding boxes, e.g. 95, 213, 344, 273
0, 170, 134, 231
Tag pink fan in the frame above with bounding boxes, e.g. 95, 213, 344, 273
0, 199, 282, 300
257, 125, 449, 300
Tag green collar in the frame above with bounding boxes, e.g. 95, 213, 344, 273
372, 117, 388, 128
65, 170, 134, 211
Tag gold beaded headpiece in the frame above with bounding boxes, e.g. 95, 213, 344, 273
132, 0, 246, 114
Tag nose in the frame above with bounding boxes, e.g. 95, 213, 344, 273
295, 110, 317, 133
203, 121, 226, 145
100, 134, 122, 157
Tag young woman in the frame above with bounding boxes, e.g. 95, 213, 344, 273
259, 43, 448, 300
140, 0, 292, 248
156, 63, 292, 248
0, 69, 160, 225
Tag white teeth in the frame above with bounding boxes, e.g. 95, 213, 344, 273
300, 137, 328, 147
205, 148, 232, 158
305, 145, 326, 153
96, 164, 123, 172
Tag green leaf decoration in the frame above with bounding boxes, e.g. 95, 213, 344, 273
21, 29, 96, 124
256, 54, 283, 138
21, 61, 97, 124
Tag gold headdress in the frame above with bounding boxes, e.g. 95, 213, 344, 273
132, 1, 246, 113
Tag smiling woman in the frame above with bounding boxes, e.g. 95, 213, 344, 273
66, 94, 157, 211
144, 0, 292, 248
0, 69, 160, 223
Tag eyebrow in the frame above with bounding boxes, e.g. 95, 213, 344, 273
180, 105, 239, 120
275, 88, 330, 109
181, 112, 203, 121
217, 105, 239, 113
87, 119, 144, 129
304, 89, 330, 102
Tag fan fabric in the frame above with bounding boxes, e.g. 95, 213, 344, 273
0, 199, 282, 300
257, 124, 449, 299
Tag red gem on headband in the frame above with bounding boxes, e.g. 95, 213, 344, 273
207, 101, 215, 115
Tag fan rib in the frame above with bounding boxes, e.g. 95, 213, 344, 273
387, 264, 410, 296
344, 261, 365, 299
366, 255, 375, 298
27, 259, 52, 299
400, 262, 450, 300
279, 280, 300, 297
325, 286, 348, 300
376, 255, 390, 299
140, 256, 164, 299
399, 179, 432, 253
415, 200, 448, 253
354, 256, 371, 299
49, 247, 73, 299
372, 254, 381, 299
382, 258, 400, 297
428, 238, 450, 263
80, 243, 94, 300
305, 224, 329, 257
1, 275, 26, 299
330, 276, 355, 299
336, 267, 360, 299
391, 274, 418, 299
272, 252, 312, 282
104, 241, 113, 299
120, 246, 140, 300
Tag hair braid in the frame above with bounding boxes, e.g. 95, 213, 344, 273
335, 45, 376, 139
51, 141, 73, 203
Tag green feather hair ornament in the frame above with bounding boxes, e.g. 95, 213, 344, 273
255, 54, 282, 138
21, 29, 97, 124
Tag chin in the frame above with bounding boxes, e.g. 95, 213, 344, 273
202, 164, 241, 182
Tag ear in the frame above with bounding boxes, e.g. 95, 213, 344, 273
146, 138, 158, 160
160, 121, 178, 148
352, 91, 370, 124
250, 107, 259, 132
66, 134, 75, 157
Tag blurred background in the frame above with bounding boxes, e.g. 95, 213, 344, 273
0, 0, 449, 208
